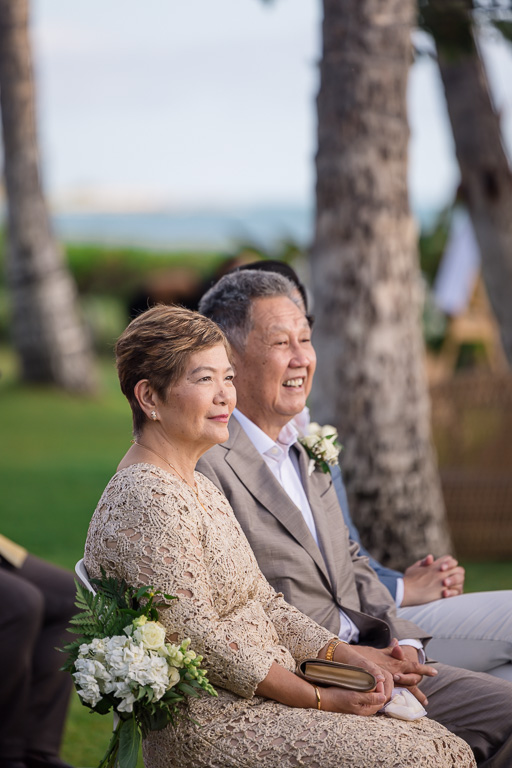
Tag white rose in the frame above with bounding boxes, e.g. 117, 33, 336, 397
308, 422, 322, 435
301, 434, 321, 450
318, 424, 337, 439
320, 439, 340, 464
134, 620, 167, 651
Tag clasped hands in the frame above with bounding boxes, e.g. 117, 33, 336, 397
318, 638, 437, 717
402, 554, 465, 606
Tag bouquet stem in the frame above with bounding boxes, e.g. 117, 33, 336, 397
98, 719, 122, 768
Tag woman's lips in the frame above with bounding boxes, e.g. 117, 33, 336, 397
209, 414, 230, 422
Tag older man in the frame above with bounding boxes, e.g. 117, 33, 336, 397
228, 259, 512, 681
197, 269, 512, 767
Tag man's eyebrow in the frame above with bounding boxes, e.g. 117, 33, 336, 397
266, 322, 310, 334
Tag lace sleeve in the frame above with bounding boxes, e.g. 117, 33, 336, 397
84, 467, 295, 699
255, 571, 334, 661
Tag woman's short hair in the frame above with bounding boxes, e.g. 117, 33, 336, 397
198, 269, 299, 352
115, 305, 230, 435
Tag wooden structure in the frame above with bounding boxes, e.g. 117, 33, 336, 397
430, 371, 512, 559
426, 276, 508, 385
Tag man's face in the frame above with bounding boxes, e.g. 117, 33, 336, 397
232, 295, 316, 439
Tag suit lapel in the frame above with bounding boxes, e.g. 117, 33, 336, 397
223, 418, 333, 587
295, 443, 340, 598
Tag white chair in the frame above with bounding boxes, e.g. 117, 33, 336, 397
75, 557, 96, 595
74, 558, 119, 729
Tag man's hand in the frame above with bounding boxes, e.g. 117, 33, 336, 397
352, 639, 438, 707
402, 554, 465, 606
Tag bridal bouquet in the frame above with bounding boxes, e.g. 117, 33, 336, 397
61, 572, 216, 768
299, 422, 342, 475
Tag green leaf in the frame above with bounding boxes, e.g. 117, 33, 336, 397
148, 707, 172, 731
93, 696, 114, 715
136, 585, 153, 600
118, 717, 141, 768
177, 682, 201, 698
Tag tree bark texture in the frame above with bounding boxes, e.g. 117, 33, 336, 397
0, 0, 97, 392
310, 0, 451, 569
423, 1, 512, 367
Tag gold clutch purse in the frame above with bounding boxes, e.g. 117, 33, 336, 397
298, 658, 377, 692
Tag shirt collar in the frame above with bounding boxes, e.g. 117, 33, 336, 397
290, 406, 311, 438
233, 408, 298, 463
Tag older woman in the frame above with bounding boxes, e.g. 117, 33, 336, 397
84, 305, 474, 768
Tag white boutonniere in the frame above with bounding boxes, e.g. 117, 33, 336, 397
298, 422, 342, 476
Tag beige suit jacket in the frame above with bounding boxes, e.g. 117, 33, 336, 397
197, 416, 428, 648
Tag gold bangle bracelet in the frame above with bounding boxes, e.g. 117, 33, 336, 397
314, 685, 322, 710
326, 637, 345, 661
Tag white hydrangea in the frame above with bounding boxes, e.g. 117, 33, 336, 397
73, 672, 103, 707
73, 624, 183, 713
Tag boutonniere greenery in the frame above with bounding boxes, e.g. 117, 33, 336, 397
299, 422, 342, 476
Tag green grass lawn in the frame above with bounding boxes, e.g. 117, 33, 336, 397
1, 345, 511, 767
1, 348, 141, 767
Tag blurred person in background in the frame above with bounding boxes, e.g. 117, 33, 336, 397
0, 535, 76, 768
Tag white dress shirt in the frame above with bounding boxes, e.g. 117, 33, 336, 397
233, 409, 360, 643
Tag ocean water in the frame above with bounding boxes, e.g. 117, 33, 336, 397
48, 203, 438, 251
51, 206, 314, 251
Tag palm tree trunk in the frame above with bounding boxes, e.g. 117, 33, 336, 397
310, 0, 451, 569
422, 0, 512, 366
0, 0, 97, 392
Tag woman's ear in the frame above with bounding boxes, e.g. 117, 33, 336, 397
134, 380, 158, 421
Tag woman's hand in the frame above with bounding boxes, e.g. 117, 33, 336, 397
255, 661, 387, 715
320, 680, 387, 715
319, 639, 394, 701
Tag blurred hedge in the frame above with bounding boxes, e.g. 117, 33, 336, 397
0, 237, 224, 350
0, 215, 453, 353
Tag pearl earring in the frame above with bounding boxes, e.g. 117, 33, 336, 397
151, 410, 157, 421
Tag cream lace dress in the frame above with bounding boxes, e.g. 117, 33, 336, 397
84, 464, 475, 768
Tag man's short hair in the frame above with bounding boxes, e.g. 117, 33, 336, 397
198, 269, 299, 351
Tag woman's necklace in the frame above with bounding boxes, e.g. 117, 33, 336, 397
132, 440, 206, 510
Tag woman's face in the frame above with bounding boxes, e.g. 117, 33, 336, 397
155, 344, 236, 453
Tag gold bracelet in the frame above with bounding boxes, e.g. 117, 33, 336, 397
313, 685, 322, 710
326, 637, 347, 661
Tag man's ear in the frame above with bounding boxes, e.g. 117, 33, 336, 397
134, 379, 158, 420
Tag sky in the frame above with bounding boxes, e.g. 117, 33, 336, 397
28, 0, 512, 214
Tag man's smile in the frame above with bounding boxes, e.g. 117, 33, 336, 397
283, 377, 305, 388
